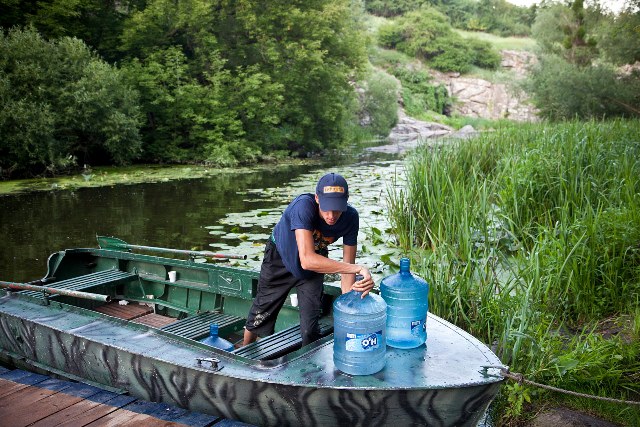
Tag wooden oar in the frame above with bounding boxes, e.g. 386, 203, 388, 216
96, 236, 247, 260
0, 281, 111, 302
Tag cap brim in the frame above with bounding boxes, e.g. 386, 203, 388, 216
319, 197, 348, 212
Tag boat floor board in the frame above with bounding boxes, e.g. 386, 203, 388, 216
133, 313, 179, 328
95, 301, 154, 320
160, 311, 246, 340
0, 368, 253, 427
233, 321, 333, 360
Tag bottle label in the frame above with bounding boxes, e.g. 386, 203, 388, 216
345, 331, 382, 352
411, 320, 424, 336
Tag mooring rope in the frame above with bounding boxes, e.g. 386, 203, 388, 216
499, 368, 640, 406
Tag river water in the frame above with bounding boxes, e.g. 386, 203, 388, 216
1, 151, 405, 284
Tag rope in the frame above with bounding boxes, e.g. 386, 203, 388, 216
500, 368, 640, 406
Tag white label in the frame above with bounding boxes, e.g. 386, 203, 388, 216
345, 331, 382, 352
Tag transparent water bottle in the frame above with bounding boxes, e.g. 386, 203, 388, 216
200, 324, 234, 351
333, 290, 387, 375
380, 257, 429, 349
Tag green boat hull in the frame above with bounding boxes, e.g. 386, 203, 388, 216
0, 242, 504, 426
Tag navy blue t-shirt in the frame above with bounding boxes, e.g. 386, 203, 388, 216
272, 193, 359, 279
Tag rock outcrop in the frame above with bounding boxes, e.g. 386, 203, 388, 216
430, 50, 539, 122
376, 50, 539, 150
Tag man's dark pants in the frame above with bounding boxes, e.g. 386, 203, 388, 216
245, 240, 324, 346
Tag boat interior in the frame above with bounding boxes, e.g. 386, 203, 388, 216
16, 246, 339, 362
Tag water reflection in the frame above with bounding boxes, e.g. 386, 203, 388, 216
1, 152, 405, 284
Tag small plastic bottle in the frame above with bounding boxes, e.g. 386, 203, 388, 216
333, 290, 387, 375
199, 324, 234, 351
380, 257, 429, 349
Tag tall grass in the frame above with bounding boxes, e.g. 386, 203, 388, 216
387, 120, 640, 424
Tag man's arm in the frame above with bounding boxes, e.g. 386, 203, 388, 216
295, 229, 374, 296
341, 244, 357, 294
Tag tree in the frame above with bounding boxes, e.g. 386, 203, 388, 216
0, 0, 145, 62
595, 6, 640, 65
532, 0, 597, 66
524, 54, 639, 120
358, 68, 399, 136
562, 0, 598, 66
0, 27, 142, 178
120, 0, 367, 163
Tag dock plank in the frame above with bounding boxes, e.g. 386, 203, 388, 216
30, 391, 129, 427
0, 378, 33, 399
53, 394, 138, 427
0, 368, 232, 427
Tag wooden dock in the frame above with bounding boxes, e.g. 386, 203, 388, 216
0, 366, 255, 427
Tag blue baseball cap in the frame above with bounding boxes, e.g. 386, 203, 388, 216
316, 173, 349, 212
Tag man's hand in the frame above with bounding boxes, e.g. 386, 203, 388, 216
352, 265, 374, 297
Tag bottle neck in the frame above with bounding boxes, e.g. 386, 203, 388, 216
399, 257, 410, 274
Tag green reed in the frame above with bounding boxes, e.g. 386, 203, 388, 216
386, 120, 640, 423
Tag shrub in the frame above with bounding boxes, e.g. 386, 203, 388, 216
389, 66, 450, 116
377, 7, 501, 73
377, 22, 405, 49
358, 68, 400, 137
467, 38, 502, 70
423, 35, 473, 73
0, 27, 142, 178
525, 54, 640, 120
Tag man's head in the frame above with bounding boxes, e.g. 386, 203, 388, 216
316, 173, 349, 213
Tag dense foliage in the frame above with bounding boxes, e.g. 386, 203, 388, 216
119, 0, 368, 165
2, 0, 639, 177
0, 27, 142, 178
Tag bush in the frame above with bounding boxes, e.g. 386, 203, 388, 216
467, 38, 502, 70
377, 8, 502, 73
358, 68, 400, 136
525, 54, 640, 120
0, 27, 142, 178
388, 66, 450, 116
377, 22, 404, 49
365, 0, 427, 17
422, 35, 473, 73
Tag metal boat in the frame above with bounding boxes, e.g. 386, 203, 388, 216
0, 236, 505, 426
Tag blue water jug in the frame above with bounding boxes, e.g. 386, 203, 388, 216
380, 257, 429, 349
200, 324, 234, 351
333, 290, 387, 375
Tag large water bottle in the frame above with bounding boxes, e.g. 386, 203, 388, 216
333, 290, 387, 375
200, 324, 234, 351
380, 257, 429, 349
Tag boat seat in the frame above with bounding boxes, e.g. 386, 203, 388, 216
160, 311, 246, 340
233, 321, 333, 361
20, 270, 137, 299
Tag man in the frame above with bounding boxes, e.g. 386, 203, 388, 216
242, 172, 374, 347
